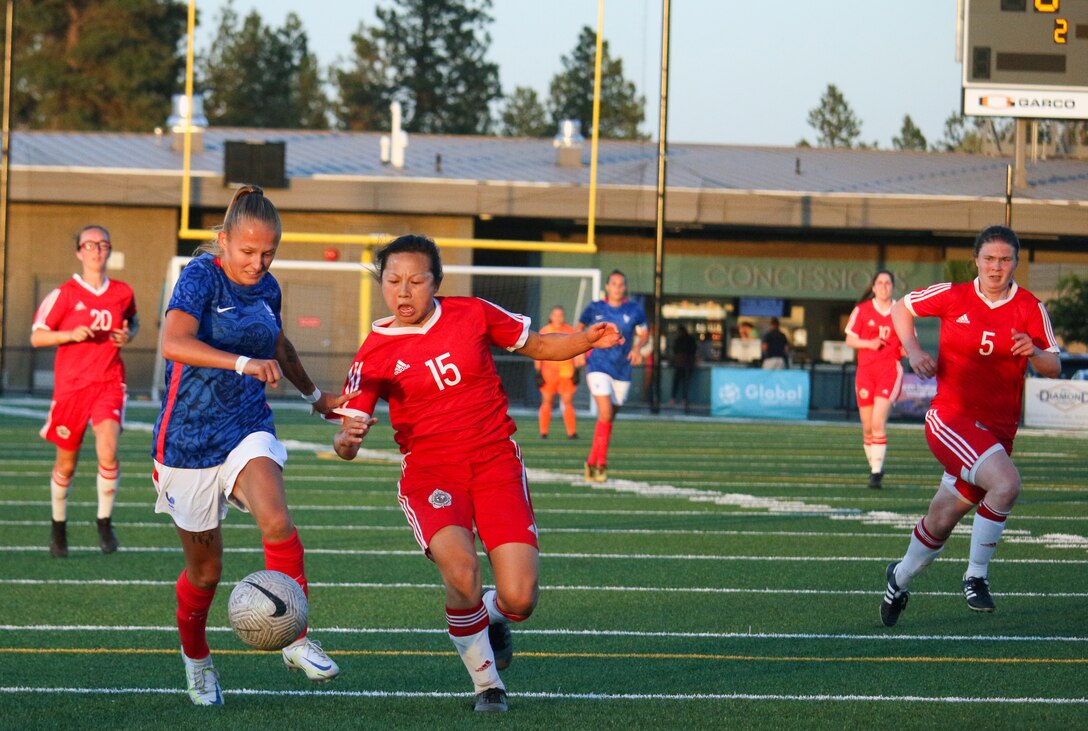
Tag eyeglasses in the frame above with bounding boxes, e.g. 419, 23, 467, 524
79, 240, 112, 252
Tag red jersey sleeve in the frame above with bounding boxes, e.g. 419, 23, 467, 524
479, 298, 530, 351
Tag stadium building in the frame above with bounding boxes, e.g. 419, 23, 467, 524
2, 123, 1086, 410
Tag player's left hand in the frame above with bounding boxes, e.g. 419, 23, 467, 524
311, 389, 362, 417
109, 320, 131, 347
586, 321, 623, 350
1009, 329, 1036, 358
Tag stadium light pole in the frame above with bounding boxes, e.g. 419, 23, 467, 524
0, 0, 14, 394
650, 0, 671, 415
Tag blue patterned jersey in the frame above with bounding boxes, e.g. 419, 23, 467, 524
152, 254, 281, 468
578, 298, 647, 381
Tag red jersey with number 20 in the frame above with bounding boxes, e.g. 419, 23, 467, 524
339, 296, 530, 464
904, 279, 1058, 442
31, 274, 137, 391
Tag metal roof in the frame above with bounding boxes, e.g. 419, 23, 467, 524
11, 127, 1088, 203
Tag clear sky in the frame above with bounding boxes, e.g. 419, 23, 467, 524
195, 0, 965, 149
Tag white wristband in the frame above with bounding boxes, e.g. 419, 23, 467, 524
301, 387, 322, 404
234, 355, 250, 375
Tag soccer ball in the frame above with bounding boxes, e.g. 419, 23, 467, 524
228, 570, 308, 651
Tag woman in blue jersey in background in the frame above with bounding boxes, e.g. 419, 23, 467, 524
578, 269, 648, 482
152, 185, 355, 705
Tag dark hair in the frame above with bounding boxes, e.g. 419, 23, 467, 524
859, 268, 895, 303
375, 234, 443, 286
74, 224, 110, 250
607, 269, 627, 283
973, 225, 1020, 259
197, 185, 281, 255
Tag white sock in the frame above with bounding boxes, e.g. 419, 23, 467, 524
966, 504, 1009, 579
870, 440, 887, 474
482, 589, 508, 625
97, 464, 119, 520
51, 471, 71, 522
896, 517, 945, 589
449, 627, 503, 694
863, 439, 872, 465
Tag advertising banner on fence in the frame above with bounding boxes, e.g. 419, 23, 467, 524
1023, 378, 1088, 429
711, 368, 810, 420
892, 373, 938, 419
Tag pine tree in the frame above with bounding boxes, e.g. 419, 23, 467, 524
200, 4, 328, 129
332, 22, 393, 131
500, 87, 551, 137
1048, 275, 1088, 347
806, 84, 862, 148
359, 0, 501, 135
7, 0, 187, 131
892, 115, 927, 151
548, 26, 646, 140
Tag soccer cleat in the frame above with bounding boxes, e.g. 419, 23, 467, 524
540, 433, 548, 439
880, 561, 910, 627
488, 621, 513, 671
583, 463, 597, 482
182, 652, 224, 706
474, 686, 508, 713
49, 520, 68, 558
594, 464, 607, 483
868, 472, 883, 489
568, 432, 579, 440
963, 574, 996, 612
282, 636, 340, 682
97, 517, 119, 554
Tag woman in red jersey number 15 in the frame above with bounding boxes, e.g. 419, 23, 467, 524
332, 235, 622, 713
879, 225, 1059, 628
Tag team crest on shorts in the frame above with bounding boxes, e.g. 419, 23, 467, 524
56, 425, 71, 439
428, 489, 453, 509
859, 388, 870, 400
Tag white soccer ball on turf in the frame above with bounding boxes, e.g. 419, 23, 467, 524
228, 570, 308, 651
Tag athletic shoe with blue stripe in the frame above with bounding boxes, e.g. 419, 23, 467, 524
282, 637, 340, 682
182, 651, 223, 706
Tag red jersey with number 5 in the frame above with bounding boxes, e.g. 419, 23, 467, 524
903, 279, 1058, 441
32, 275, 137, 391
339, 296, 530, 463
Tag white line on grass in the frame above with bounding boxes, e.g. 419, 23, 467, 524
1, 625, 1086, 643
3, 578, 1086, 598
1, 686, 1085, 704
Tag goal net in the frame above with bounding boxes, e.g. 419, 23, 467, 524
152, 257, 600, 409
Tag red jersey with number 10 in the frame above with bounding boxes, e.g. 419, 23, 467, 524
845, 298, 902, 368
904, 279, 1058, 442
31, 275, 137, 391
339, 296, 530, 463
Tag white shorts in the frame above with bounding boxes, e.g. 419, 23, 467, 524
586, 371, 631, 406
152, 431, 288, 532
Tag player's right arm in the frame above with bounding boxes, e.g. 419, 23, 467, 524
30, 325, 94, 348
891, 298, 935, 379
333, 412, 378, 461
161, 309, 284, 385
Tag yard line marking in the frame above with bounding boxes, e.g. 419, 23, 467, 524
1, 547, 1086, 564
1, 647, 1085, 665
2, 578, 1086, 598
1, 686, 1086, 704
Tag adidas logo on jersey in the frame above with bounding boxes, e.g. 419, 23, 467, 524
74, 301, 87, 311
956, 314, 970, 324
394, 360, 410, 375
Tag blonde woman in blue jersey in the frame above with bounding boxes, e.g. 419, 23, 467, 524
152, 186, 355, 705
577, 270, 648, 482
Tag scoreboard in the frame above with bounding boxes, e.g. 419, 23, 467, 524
962, 0, 1088, 119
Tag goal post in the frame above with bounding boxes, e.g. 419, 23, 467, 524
152, 257, 601, 409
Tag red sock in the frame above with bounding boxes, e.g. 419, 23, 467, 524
176, 568, 215, 659
264, 529, 309, 639
588, 420, 613, 466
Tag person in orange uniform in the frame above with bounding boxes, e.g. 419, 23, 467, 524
535, 306, 582, 439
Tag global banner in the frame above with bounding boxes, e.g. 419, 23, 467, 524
1023, 378, 1088, 430
710, 368, 810, 420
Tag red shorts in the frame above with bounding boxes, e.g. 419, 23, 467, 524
854, 360, 903, 407
924, 407, 1012, 504
397, 439, 538, 556
40, 381, 127, 451
541, 375, 576, 398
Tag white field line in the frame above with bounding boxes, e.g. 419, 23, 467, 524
2, 545, 1087, 564
3, 578, 1087, 598
1, 624, 1085, 643
1, 685, 1086, 704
